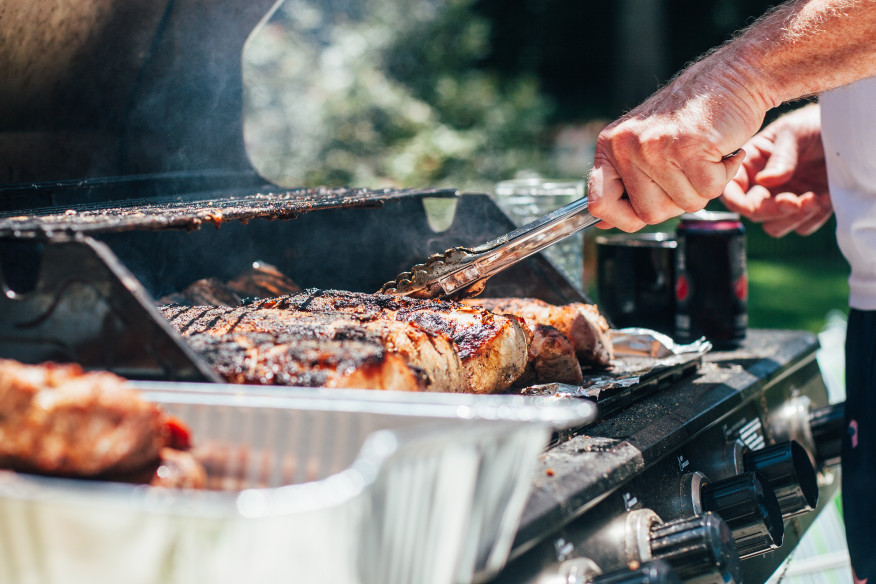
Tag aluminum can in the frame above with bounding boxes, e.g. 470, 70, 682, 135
674, 211, 747, 347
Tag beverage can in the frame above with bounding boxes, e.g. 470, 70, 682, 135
674, 211, 747, 347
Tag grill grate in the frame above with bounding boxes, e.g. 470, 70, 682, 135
0, 185, 456, 239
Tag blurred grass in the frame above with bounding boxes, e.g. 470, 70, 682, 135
747, 257, 849, 334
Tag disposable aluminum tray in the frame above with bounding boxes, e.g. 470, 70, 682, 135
0, 383, 597, 584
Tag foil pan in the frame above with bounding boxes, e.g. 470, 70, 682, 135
0, 384, 596, 584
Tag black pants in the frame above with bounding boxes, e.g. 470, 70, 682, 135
843, 308, 876, 581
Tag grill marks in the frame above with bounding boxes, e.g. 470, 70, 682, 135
251, 289, 530, 394
160, 289, 531, 393
159, 304, 466, 392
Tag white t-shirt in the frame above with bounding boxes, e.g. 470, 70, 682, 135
820, 76, 876, 310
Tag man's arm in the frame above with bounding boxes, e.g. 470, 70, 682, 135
587, 0, 876, 232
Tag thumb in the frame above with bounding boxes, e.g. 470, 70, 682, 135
755, 130, 798, 188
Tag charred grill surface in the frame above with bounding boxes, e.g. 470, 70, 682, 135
252, 289, 530, 394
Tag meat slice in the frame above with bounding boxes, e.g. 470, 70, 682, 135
104, 447, 207, 489
184, 331, 429, 391
461, 297, 613, 368
160, 305, 464, 392
226, 262, 301, 299
252, 289, 530, 394
0, 360, 177, 477
513, 324, 584, 387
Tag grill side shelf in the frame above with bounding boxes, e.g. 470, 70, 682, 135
0, 235, 219, 381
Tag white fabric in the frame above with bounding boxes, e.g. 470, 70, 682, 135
819, 76, 876, 310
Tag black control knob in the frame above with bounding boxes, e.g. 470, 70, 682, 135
744, 441, 818, 518
649, 513, 741, 584
590, 560, 681, 584
809, 402, 845, 467
700, 472, 783, 559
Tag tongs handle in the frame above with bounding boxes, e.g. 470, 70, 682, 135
392, 196, 599, 299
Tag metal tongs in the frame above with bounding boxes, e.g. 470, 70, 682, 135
379, 196, 600, 299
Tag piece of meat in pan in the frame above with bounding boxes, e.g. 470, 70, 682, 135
251, 289, 530, 393
461, 297, 613, 368
0, 360, 204, 486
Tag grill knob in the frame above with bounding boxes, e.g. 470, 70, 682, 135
649, 513, 741, 584
590, 560, 681, 584
809, 402, 845, 467
743, 441, 818, 517
700, 471, 783, 559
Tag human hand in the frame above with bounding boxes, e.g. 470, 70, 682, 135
721, 103, 832, 237
586, 56, 767, 232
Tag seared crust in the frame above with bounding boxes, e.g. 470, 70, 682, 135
254, 289, 530, 394
462, 297, 613, 368
185, 331, 428, 391
160, 305, 463, 392
0, 360, 167, 477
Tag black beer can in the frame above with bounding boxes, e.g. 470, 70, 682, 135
674, 211, 747, 347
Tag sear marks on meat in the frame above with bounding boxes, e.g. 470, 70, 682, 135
184, 331, 428, 391
0, 360, 197, 480
513, 324, 584, 387
461, 297, 613, 368
250, 289, 530, 394
160, 305, 463, 392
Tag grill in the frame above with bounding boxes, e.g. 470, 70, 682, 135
0, 2, 846, 583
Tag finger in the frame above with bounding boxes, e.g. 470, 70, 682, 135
618, 162, 686, 225
762, 212, 816, 238
794, 207, 833, 235
649, 161, 713, 213
588, 162, 646, 232
755, 130, 799, 188
683, 149, 745, 203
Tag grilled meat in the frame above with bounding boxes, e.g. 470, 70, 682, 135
184, 331, 429, 390
514, 324, 584, 387
0, 360, 192, 478
160, 305, 464, 392
461, 297, 613, 368
159, 277, 243, 306
251, 289, 530, 394
226, 261, 301, 299
104, 447, 208, 489
158, 262, 301, 306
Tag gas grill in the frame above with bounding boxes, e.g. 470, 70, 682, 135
0, 2, 846, 583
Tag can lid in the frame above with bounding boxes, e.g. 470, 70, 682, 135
595, 232, 677, 248
679, 210, 741, 223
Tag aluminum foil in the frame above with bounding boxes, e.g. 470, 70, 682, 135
0, 385, 596, 584
522, 328, 711, 401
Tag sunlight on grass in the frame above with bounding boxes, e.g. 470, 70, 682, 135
748, 258, 849, 334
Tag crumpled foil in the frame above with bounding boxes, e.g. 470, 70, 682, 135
522, 329, 711, 400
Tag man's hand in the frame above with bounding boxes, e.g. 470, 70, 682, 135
721, 103, 832, 237
586, 0, 876, 233
587, 56, 766, 232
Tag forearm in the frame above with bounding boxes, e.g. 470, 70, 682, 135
718, 0, 876, 108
